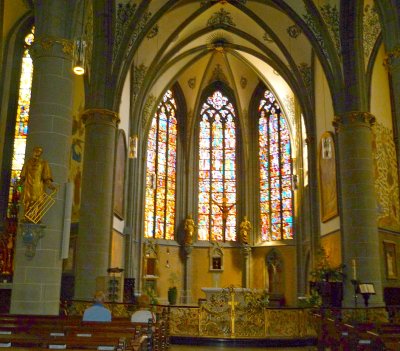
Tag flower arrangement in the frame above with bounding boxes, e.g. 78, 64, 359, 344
310, 246, 345, 282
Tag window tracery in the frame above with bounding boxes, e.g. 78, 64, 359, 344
259, 89, 293, 241
198, 90, 237, 242
144, 90, 177, 240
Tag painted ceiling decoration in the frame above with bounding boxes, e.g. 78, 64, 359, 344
207, 8, 236, 27
287, 24, 302, 39
363, 4, 381, 61
146, 24, 159, 39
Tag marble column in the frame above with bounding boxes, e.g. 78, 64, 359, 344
333, 112, 383, 306
74, 109, 119, 299
10, 0, 74, 314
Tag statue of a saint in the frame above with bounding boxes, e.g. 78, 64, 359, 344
184, 214, 195, 245
20, 146, 56, 216
239, 216, 251, 244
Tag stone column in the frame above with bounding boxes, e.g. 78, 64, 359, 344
182, 245, 193, 304
333, 112, 383, 306
241, 245, 251, 288
74, 109, 119, 299
10, 0, 74, 314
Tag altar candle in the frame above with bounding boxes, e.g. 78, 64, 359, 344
351, 259, 357, 280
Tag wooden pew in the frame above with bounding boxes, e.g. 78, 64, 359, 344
0, 312, 168, 351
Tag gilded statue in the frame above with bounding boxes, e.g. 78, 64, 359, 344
184, 214, 195, 245
239, 216, 251, 245
20, 146, 56, 217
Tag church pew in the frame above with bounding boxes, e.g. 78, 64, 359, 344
0, 315, 168, 350
0, 309, 169, 346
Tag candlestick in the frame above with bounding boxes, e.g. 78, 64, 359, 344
351, 258, 357, 280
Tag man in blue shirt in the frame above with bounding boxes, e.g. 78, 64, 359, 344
82, 291, 112, 322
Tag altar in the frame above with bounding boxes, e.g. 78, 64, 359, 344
201, 287, 285, 306
202, 287, 263, 302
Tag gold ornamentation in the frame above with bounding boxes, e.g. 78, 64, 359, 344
63, 298, 317, 339
34, 36, 74, 57
383, 46, 400, 70
332, 111, 375, 132
81, 108, 120, 126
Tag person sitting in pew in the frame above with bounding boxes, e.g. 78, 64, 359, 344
131, 294, 156, 323
82, 291, 112, 322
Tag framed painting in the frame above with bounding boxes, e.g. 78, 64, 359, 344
318, 131, 338, 222
114, 130, 127, 220
383, 241, 398, 279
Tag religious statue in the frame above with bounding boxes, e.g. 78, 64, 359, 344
239, 216, 251, 245
184, 214, 195, 245
20, 146, 56, 218
212, 197, 236, 238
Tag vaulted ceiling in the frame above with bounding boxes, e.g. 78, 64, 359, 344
110, 0, 380, 138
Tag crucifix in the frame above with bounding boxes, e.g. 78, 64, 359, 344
228, 290, 239, 336
212, 197, 236, 239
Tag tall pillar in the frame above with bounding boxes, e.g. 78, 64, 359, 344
10, 0, 74, 314
183, 245, 193, 304
74, 109, 119, 299
241, 246, 251, 288
333, 112, 383, 306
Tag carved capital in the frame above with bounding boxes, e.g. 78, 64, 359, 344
333, 111, 375, 132
383, 46, 400, 71
30, 36, 73, 59
81, 108, 120, 127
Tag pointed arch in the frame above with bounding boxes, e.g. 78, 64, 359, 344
266, 249, 284, 295
254, 85, 294, 241
144, 89, 178, 240
197, 82, 238, 242
2, 24, 35, 222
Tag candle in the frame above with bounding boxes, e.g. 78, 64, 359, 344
351, 259, 357, 280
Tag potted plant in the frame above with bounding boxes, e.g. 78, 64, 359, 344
168, 286, 177, 305
167, 272, 178, 305
310, 246, 345, 308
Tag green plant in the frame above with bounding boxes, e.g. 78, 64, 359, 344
143, 287, 158, 306
168, 286, 177, 305
298, 291, 322, 308
310, 246, 345, 282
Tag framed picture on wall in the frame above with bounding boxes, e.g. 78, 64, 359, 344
318, 131, 338, 222
114, 130, 127, 219
383, 241, 398, 279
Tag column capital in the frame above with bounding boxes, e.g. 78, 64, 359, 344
30, 36, 73, 60
383, 45, 400, 72
332, 111, 375, 132
81, 108, 120, 127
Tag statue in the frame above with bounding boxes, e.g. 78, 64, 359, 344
239, 216, 251, 245
184, 214, 195, 245
212, 197, 236, 238
20, 146, 56, 218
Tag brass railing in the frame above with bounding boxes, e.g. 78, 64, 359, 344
62, 299, 391, 339
63, 300, 317, 339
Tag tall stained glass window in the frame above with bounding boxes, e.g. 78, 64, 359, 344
7, 27, 35, 217
198, 90, 237, 241
144, 90, 177, 239
259, 89, 293, 241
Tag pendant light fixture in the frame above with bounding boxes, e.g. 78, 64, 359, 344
72, 0, 86, 75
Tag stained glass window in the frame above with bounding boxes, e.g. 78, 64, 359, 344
144, 90, 177, 239
259, 89, 293, 241
198, 90, 237, 241
7, 27, 34, 218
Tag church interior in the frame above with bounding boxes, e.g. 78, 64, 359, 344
1, 0, 400, 348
